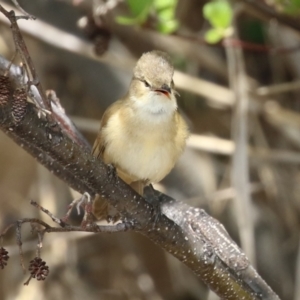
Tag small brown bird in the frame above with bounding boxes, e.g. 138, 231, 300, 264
92, 50, 189, 220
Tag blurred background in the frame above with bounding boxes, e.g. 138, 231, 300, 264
0, 0, 300, 299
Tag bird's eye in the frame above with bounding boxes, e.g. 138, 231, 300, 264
143, 80, 151, 88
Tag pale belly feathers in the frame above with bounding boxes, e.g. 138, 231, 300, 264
102, 110, 180, 183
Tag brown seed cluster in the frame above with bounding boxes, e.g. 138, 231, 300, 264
0, 247, 9, 269
12, 88, 28, 122
0, 75, 12, 106
28, 257, 50, 281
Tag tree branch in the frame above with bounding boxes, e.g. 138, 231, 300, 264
0, 5, 280, 299
0, 55, 280, 300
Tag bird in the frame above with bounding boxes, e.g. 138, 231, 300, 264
92, 50, 189, 220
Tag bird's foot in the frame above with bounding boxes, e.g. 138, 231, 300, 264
107, 164, 118, 182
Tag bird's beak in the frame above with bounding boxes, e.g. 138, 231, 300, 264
154, 85, 171, 98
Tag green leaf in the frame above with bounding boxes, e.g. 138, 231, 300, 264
154, 0, 179, 33
116, 16, 141, 25
203, 0, 233, 28
116, 0, 153, 25
284, 0, 300, 15
127, 0, 153, 16
284, 6, 300, 15
205, 28, 224, 44
157, 19, 179, 34
291, 0, 300, 8
116, 0, 180, 31
153, 0, 177, 10
157, 7, 175, 21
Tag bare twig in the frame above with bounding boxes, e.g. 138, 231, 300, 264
10, 0, 35, 19
256, 80, 300, 97
0, 5, 50, 112
0, 203, 132, 278
263, 101, 300, 149
29, 200, 131, 233
15, 220, 26, 273
30, 200, 70, 228
225, 11, 256, 263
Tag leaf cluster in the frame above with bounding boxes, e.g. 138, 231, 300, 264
116, 0, 179, 34
203, 0, 233, 44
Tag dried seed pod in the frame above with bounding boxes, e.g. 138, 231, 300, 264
78, 15, 111, 56
0, 247, 9, 269
12, 88, 28, 122
0, 75, 12, 106
28, 257, 50, 281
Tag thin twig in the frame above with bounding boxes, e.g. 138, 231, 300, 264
30, 200, 70, 228
256, 80, 300, 97
15, 220, 26, 273
0, 5, 50, 112
10, 0, 35, 19
226, 9, 256, 264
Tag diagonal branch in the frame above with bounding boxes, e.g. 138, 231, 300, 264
0, 4, 280, 298
0, 56, 280, 300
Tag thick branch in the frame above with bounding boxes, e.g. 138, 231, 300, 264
0, 56, 279, 300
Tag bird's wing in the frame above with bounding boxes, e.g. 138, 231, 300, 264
91, 99, 124, 160
92, 97, 146, 196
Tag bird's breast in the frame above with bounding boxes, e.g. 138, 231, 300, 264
102, 110, 181, 182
